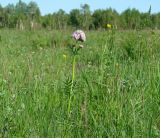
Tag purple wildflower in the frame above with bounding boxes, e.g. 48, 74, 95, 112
72, 30, 86, 42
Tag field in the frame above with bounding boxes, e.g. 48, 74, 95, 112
0, 29, 160, 137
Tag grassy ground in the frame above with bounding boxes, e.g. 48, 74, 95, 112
0, 29, 160, 137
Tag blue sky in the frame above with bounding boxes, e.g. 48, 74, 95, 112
0, 0, 160, 15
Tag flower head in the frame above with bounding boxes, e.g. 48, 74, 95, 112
72, 30, 86, 42
107, 24, 112, 29
63, 54, 67, 59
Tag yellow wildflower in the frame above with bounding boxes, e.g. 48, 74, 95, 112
107, 24, 112, 29
63, 54, 67, 59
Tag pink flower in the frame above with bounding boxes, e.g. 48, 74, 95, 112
72, 30, 86, 42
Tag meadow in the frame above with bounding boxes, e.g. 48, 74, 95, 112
0, 29, 160, 137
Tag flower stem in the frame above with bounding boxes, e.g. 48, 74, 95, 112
72, 56, 76, 86
68, 55, 76, 116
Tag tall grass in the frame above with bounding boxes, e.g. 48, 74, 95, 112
0, 29, 160, 137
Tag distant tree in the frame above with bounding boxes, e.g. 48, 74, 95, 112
92, 8, 120, 29
27, 1, 41, 29
0, 1, 160, 30
27, 1, 40, 19
4, 4, 16, 28
15, 0, 28, 29
151, 14, 158, 29
0, 4, 5, 27
140, 13, 151, 29
121, 8, 141, 29
69, 9, 82, 28
80, 4, 92, 30
151, 13, 160, 29
15, 0, 27, 16
104, 8, 119, 29
92, 9, 106, 29
54, 9, 68, 30
147, 5, 152, 28
41, 14, 53, 29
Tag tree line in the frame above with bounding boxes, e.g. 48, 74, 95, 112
0, 0, 160, 30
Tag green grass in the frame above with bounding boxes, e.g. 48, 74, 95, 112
0, 29, 160, 137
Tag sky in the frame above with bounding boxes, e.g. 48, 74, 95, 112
0, 0, 160, 15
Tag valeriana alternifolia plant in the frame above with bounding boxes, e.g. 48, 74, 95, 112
70, 30, 86, 54
68, 30, 86, 116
